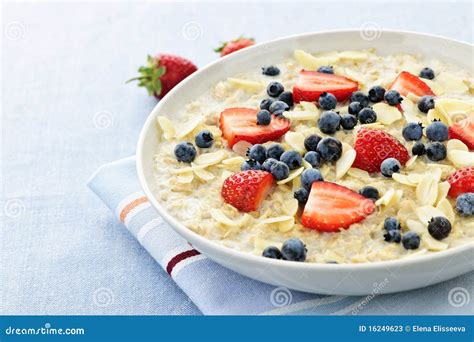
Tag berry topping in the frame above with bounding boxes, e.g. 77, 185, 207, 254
426, 142, 447, 161
241, 159, 262, 171
267, 81, 285, 97
358, 107, 377, 124
215, 37, 255, 57
350, 91, 369, 107
417, 95, 435, 114
359, 186, 379, 200
280, 150, 302, 170
247, 144, 267, 163
281, 238, 307, 262
402, 232, 421, 250
301, 182, 375, 232
269, 161, 290, 181
428, 216, 452, 240
262, 158, 278, 172
269, 100, 290, 115
260, 98, 274, 111
301, 169, 324, 190
380, 158, 401, 177
317, 137, 343, 163
256, 110, 272, 125
266, 144, 285, 160
262, 246, 281, 259
292, 70, 358, 103
384, 90, 403, 106
219, 107, 290, 148
304, 151, 321, 168
174, 142, 197, 163
384, 230, 401, 243
195, 130, 214, 148
304, 134, 322, 152
353, 128, 409, 173
384, 217, 401, 231
294, 187, 309, 205
318, 92, 337, 110
348, 101, 364, 116
318, 110, 341, 134
368, 85, 386, 103
340, 114, 358, 130
426, 120, 448, 141
402, 122, 424, 141
262, 65, 280, 76
317, 65, 334, 74
448, 167, 474, 198
412, 141, 426, 156
419, 67, 435, 80
456, 193, 474, 217
278, 91, 294, 107
449, 116, 474, 150
388, 71, 435, 97
221, 170, 274, 212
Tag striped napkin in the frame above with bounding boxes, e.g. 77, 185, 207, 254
88, 157, 473, 315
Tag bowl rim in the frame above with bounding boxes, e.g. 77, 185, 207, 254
137, 29, 474, 272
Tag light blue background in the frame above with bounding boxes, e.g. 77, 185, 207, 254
1, 1, 473, 315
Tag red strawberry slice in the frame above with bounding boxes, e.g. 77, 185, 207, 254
353, 128, 410, 173
301, 182, 375, 232
219, 107, 290, 148
449, 116, 474, 150
448, 166, 474, 198
292, 70, 358, 103
388, 71, 435, 97
221, 170, 274, 212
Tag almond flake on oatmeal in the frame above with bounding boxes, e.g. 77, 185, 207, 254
406, 219, 427, 234
338, 50, 368, 61
436, 181, 451, 205
335, 147, 356, 179
176, 171, 194, 184
416, 174, 438, 206
347, 168, 371, 181
372, 103, 402, 125
436, 72, 469, 93
405, 155, 419, 170
422, 233, 448, 251
175, 115, 204, 139
416, 206, 447, 224
447, 139, 469, 153
221, 156, 245, 165
227, 78, 264, 92
285, 132, 306, 153
282, 198, 299, 217
392, 173, 417, 187
157, 116, 176, 140
283, 110, 319, 121
300, 101, 319, 112
277, 166, 304, 185
294, 49, 338, 69
447, 150, 474, 168
376, 189, 395, 206
170, 164, 209, 175
436, 198, 456, 222
194, 150, 226, 166
191, 163, 215, 181
210, 209, 241, 226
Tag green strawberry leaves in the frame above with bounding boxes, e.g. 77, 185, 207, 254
126, 55, 166, 96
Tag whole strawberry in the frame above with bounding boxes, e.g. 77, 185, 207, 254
215, 37, 255, 57
127, 54, 197, 99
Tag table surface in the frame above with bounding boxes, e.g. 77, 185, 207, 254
2, 1, 473, 315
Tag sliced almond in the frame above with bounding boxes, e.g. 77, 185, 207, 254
416, 206, 447, 224
392, 173, 417, 187
422, 233, 448, 251
347, 168, 371, 181
416, 174, 438, 206
227, 78, 264, 92
423, 79, 444, 96
436, 181, 451, 205
447, 150, 474, 167
447, 139, 469, 153
335, 148, 356, 179
222, 156, 245, 166
191, 163, 215, 181
210, 209, 240, 226
194, 150, 226, 166
372, 103, 402, 125
407, 173, 424, 184
302, 158, 313, 169
283, 110, 319, 121
405, 155, 419, 170
277, 166, 304, 185
285, 132, 306, 154
375, 189, 395, 206
300, 101, 319, 112
262, 215, 294, 224
436, 73, 469, 94
175, 116, 203, 139
436, 198, 455, 222
282, 198, 299, 217
406, 219, 427, 234
338, 50, 368, 61
278, 218, 295, 232
157, 116, 176, 140
176, 171, 194, 184
171, 163, 208, 175
294, 49, 338, 69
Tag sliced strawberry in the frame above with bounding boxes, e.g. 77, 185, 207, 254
388, 71, 435, 97
221, 170, 274, 212
449, 116, 474, 150
219, 107, 290, 148
301, 182, 375, 232
448, 167, 474, 198
353, 128, 410, 173
292, 70, 358, 103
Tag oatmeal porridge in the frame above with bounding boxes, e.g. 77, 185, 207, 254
152, 48, 474, 264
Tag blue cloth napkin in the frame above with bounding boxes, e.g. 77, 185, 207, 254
88, 157, 473, 315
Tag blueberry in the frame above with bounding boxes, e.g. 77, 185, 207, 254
281, 238, 307, 262
402, 122, 423, 141
270, 161, 290, 181
262, 158, 278, 172
317, 65, 334, 74
294, 187, 309, 205
247, 144, 267, 163
456, 193, 474, 217
318, 110, 341, 134
241, 159, 262, 171
368, 85, 386, 103
262, 65, 280, 76
278, 91, 294, 107
417, 95, 435, 114
359, 186, 379, 200
358, 107, 377, 124
304, 134, 322, 152
269, 100, 289, 115
262, 246, 281, 259
350, 91, 369, 107
256, 110, 271, 125
340, 114, 358, 130
426, 142, 447, 161
266, 144, 285, 160
348, 101, 363, 116
402, 232, 421, 250
317, 137, 343, 163
412, 141, 426, 156
260, 98, 274, 111
318, 92, 337, 110
195, 130, 214, 148
280, 151, 302, 170
384, 217, 401, 231
267, 82, 284, 97
428, 216, 452, 240
384, 90, 403, 106
380, 158, 401, 177
419, 67, 435, 80
426, 121, 448, 142
384, 230, 401, 243
301, 169, 324, 190
304, 151, 321, 168
174, 142, 197, 163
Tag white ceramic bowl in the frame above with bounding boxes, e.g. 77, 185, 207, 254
137, 30, 474, 295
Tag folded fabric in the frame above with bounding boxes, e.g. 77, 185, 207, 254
88, 157, 473, 315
